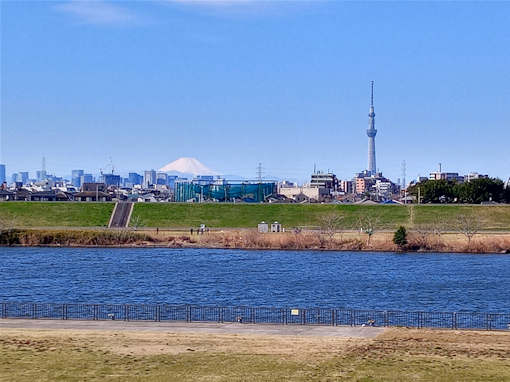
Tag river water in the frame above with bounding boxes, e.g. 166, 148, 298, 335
1, 248, 509, 312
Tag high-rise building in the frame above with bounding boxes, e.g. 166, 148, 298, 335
340, 180, 353, 194
36, 170, 47, 182
81, 174, 94, 185
128, 172, 143, 186
156, 172, 168, 186
20, 172, 29, 185
0, 164, 6, 184
310, 171, 338, 190
143, 170, 157, 188
101, 174, 121, 187
72, 170, 84, 187
366, 81, 377, 176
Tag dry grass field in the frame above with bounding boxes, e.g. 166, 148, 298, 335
1, 326, 509, 381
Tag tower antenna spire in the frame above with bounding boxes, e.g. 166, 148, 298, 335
370, 80, 374, 107
366, 81, 377, 175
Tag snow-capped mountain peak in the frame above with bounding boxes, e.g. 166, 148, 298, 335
159, 157, 217, 176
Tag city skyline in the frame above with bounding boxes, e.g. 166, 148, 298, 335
1, 1, 509, 182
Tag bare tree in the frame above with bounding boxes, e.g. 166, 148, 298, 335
456, 214, 481, 247
357, 215, 379, 246
413, 225, 432, 249
431, 217, 449, 238
318, 213, 344, 241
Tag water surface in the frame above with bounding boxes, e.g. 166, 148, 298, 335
1, 248, 509, 312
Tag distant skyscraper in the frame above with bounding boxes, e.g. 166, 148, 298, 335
101, 174, 121, 187
366, 81, 377, 176
41, 156, 47, 180
72, 169, 84, 187
144, 170, 157, 188
20, 172, 29, 185
128, 172, 143, 186
36, 170, 47, 182
80, 174, 94, 186
156, 172, 168, 186
0, 164, 5, 184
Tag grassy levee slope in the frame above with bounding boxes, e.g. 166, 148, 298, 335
132, 203, 407, 229
132, 203, 510, 230
2, 202, 510, 230
0, 202, 114, 227
412, 205, 510, 231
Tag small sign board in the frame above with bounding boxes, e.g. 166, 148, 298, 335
291, 309, 299, 316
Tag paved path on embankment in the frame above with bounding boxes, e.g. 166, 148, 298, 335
108, 202, 133, 228
0, 319, 384, 338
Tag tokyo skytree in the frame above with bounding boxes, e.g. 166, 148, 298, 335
367, 81, 377, 175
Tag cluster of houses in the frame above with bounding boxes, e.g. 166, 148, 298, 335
0, 182, 172, 203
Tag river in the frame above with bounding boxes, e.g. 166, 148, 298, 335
1, 247, 509, 312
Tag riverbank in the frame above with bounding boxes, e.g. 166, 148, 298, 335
1, 228, 510, 253
1, 323, 508, 381
3, 202, 510, 231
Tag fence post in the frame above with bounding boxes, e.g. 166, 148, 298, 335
156, 305, 160, 322
251, 307, 255, 324
488, 314, 492, 331
186, 305, 191, 323
331, 309, 336, 326
64, 304, 68, 320
302, 309, 306, 325
218, 307, 222, 323
32, 303, 37, 319
93, 305, 97, 321
452, 312, 457, 330
350, 310, 354, 327
384, 311, 388, 327
1, 302, 6, 319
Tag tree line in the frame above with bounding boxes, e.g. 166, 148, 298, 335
407, 178, 510, 204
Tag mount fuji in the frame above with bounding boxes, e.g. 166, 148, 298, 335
159, 157, 218, 176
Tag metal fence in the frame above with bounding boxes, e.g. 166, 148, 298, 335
1, 302, 509, 331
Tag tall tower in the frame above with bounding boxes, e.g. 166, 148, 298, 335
367, 81, 377, 175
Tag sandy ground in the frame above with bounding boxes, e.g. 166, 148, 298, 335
0, 320, 383, 361
2, 320, 510, 381
0, 319, 384, 338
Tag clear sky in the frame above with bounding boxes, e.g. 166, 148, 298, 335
1, 1, 509, 183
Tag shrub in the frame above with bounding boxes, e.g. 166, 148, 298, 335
393, 226, 408, 247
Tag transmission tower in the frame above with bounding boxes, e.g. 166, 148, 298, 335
256, 162, 263, 182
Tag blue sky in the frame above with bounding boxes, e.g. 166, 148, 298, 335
1, 1, 509, 182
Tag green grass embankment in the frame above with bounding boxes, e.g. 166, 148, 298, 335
131, 203, 510, 230
0, 202, 114, 227
411, 205, 510, 231
2, 202, 510, 231
131, 203, 408, 229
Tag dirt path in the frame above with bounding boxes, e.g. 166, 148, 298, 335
0, 319, 384, 338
